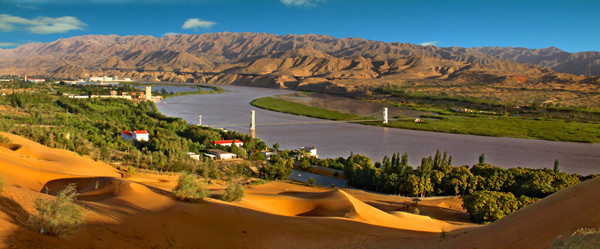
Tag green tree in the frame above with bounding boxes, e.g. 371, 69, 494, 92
479, 153, 486, 164
308, 177, 315, 186
221, 181, 245, 202
259, 159, 292, 180
173, 172, 208, 202
273, 143, 280, 152
28, 184, 85, 236
462, 190, 519, 223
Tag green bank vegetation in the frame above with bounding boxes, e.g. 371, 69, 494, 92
0, 80, 263, 176
250, 96, 370, 121
250, 92, 600, 143
276, 149, 597, 223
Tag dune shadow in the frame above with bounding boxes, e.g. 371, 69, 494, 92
7, 144, 23, 151
0, 195, 29, 226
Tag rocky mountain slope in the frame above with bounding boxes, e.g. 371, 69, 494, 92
0, 32, 597, 96
470, 46, 600, 77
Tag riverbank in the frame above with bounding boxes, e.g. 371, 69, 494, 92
250, 95, 600, 143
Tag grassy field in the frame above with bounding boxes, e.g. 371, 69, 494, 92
251, 96, 600, 143
250, 97, 370, 121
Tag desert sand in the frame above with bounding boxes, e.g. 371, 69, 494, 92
0, 132, 598, 248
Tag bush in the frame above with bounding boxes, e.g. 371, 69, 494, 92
126, 166, 136, 174
553, 227, 600, 249
412, 207, 420, 215
0, 135, 11, 147
0, 175, 5, 192
259, 159, 292, 180
28, 183, 85, 236
173, 172, 208, 202
308, 177, 315, 186
462, 190, 535, 223
221, 181, 244, 202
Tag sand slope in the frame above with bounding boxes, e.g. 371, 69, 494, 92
0, 132, 598, 248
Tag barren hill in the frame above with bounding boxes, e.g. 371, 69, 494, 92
0, 33, 598, 96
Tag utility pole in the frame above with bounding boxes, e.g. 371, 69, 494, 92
383, 107, 389, 124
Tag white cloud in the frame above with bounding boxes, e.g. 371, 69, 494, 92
280, 0, 323, 7
0, 42, 18, 47
420, 41, 439, 46
0, 14, 86, 34
16, 4, 39, 10
182, 18, 216, 30
163, 32, 182, 37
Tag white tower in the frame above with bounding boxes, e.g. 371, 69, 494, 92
383, 107, 389, 124
250, 110, 256, 132
145, 86, 152, 100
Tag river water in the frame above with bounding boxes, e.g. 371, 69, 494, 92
156, 85, 600, 175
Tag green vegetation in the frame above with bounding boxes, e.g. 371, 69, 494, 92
412, 207, 420, 215
251, 96, 369, 121
221, 181, 245, 202
28, 184, 85, 236
0, 82, 266, 174
250, 94, 600, 143
462, 191, 538, 223
259, 158, 293, 180
371, 112, 600, 143
553, 227, 600, 249
0, 175, 5, 193
0, 135, 11, 147
173, 171, 208, 202
299, 149, 591, 223
307, 177, 316, 186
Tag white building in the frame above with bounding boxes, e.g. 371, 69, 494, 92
186, 152, 200, 160
299, 146, 318, 158
208, 149, 238, 160
120, 130, 149, 142
24, 75, 45, 83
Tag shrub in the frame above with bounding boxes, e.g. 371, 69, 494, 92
308, 177, 315, 186
0, 175, 5, 192
412, 207, 420, 215
28, 183, 85, 236
126, 166, 136, 174
221, 181, 244, 202
463, 191, 519, 223
0, 135, 11, 147
553, 227, 600, 249
259, 159, 291, 180
173, 172, 208, 202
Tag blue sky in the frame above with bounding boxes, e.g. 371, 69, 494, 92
1, 0, 599, 52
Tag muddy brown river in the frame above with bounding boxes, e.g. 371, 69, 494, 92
156, 85, 600, 175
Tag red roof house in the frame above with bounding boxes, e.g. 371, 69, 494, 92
213, 139, 244, 147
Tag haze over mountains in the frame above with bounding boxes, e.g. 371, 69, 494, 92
0, 32, 598, 92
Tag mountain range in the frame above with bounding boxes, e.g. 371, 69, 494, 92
0, 32, 598, 94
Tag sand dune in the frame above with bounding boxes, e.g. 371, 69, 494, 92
0, 132, 598, 248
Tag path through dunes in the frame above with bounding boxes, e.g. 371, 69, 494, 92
0, 132, 598, 248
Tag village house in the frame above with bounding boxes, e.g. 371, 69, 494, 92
213, 139, 244, 147
120, 130, 149, 142
298, 146, 318, 158
24, 76, 45, 83
207, 149, 238, 160
186, 152, 200, 160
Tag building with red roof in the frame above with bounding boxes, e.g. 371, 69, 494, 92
121, 130, 149, 142
213, 139, 244, 147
